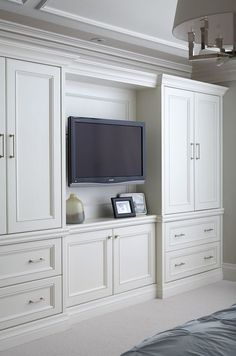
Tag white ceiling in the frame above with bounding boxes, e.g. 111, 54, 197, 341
0, 0, 188, 60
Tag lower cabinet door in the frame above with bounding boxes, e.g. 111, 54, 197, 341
65, 230, 113, 307
0, 276, 62, 330
113, 223, 156, 294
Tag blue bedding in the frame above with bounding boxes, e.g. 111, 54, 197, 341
121, 304, 236, 356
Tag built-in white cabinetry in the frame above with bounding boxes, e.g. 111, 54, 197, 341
65, 218, 156, 308
0, 58, 61, 235
163, 87, 220, 214
137, 75, 227, 298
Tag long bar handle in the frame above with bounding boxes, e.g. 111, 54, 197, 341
196, 143, 200, 160
190, 143, 194, 160
9, 134, 15, 158
0, 134, 4, 158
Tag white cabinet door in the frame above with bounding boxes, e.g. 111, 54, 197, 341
195, 94, 220, 210
0, 58, 6, 235
6, 59, 61, 233
164, 87, 194, 214
65, 230, 113, 307
113, 223, 155, 294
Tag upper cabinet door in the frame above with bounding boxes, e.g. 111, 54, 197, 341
194, 93, 221, 211
0, 58, 6, 235
163, 87, 194, 214
6, 59, 61, 233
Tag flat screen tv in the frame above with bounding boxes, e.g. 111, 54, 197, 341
67, 117, 145, 186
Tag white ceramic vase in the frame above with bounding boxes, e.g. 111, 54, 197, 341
66, 193, 85, 224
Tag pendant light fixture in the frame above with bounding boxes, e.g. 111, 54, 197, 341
173, 0, 236, 63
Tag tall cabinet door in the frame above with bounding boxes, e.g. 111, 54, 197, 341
163, 87, 194, 214
6, 59, 61, 233
0, 58, 6, 235
195, 93, 221, 210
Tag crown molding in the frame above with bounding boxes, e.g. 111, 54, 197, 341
40, 4, 187, 53
0, 19, 192, 78
159, 74, 228, 96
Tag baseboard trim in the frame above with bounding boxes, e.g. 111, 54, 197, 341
158, 268, 223, 299
0, 313, 69, 351
223, 263, 236, 281
67, 284, 157, 324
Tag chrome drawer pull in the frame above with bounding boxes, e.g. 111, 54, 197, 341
204, 255, 214, 260
174, 233, 185, 238
196, 143, 200, 160
28, 297, 44, 304
190, 143, 195, 160
204, 228, 214, 233
28, 257, 45, 264
174, 262, 186, 267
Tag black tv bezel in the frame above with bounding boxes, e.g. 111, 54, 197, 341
67, 117, 146, 186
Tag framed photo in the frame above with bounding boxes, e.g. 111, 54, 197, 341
111, 197, 136, 218
119, 193, 147, 215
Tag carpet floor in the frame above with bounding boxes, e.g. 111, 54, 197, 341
1, 280, 236, 356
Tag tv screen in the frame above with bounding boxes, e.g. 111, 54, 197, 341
68, 117, 145, 186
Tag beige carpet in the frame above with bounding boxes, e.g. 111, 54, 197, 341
1, 280, 236, 356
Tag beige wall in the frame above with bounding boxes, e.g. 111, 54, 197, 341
222, 82, 236, 264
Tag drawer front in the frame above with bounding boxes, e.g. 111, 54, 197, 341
0, 276, 62, 330
165, 216, 220, 251
0, 238, 61, 287
165, 242, 221, 282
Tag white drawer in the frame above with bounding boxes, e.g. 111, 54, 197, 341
165, 242, 221, 282
0, 238, 61, 287
165, 216, 220, 251
0, 276, 62, 330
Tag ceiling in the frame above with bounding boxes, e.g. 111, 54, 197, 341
0, 0, 188, 62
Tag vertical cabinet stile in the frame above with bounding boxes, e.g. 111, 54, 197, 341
0, 57, 6, 235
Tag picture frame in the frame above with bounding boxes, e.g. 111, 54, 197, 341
111, 197, 136, 219
119, 193, 147, 215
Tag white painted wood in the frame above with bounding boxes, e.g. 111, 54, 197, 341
113, 223, 155, 293
0, 238, 61, 287
165, 215, 221, 251
0, 57, 6, 235
67, 284, 157, 324
0, 276, 62, 330
65, 229, 113, 307
6, 59, 61, 233
163, 87, 194, 214
195, 93, 221, 210
165, 242, 221, 282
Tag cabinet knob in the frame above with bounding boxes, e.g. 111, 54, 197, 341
114, 235, 119, 239
107, 235, 112, 240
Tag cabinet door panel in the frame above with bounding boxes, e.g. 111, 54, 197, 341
65, 230, 112, 306
113, 224, 155, 294
6, 59, 61, 233
164, 87, 194, 214
0, 57, 6, 235
195, 94, 220, 210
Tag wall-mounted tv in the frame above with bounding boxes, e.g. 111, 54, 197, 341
67, 117, 145, 186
